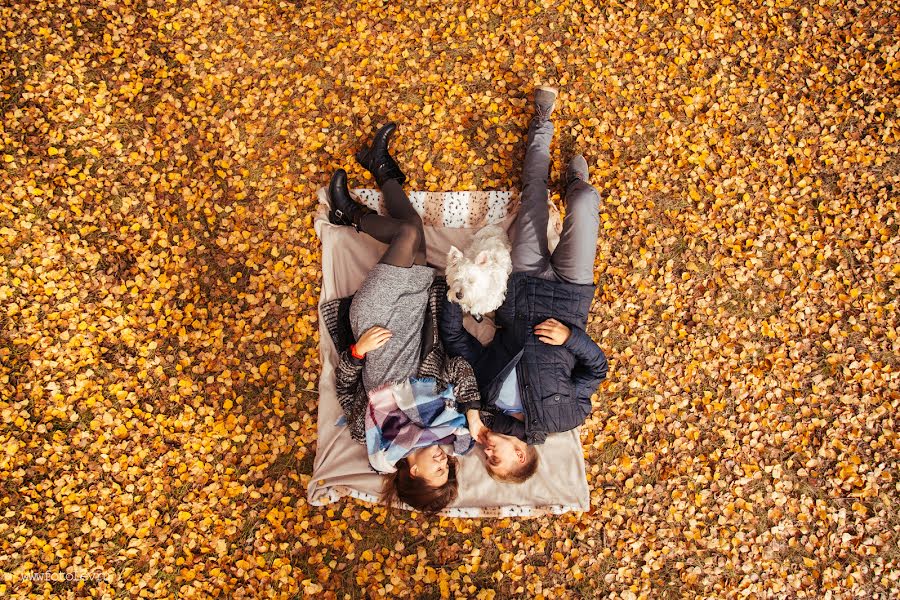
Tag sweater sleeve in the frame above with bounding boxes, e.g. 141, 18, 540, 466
442, 355, 481, 413
563, 326, 608, 416
335, 348, 368, 443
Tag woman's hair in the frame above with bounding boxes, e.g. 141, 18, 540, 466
381, 455, 459, 516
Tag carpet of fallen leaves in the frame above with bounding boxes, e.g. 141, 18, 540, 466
1, 0, 898, 598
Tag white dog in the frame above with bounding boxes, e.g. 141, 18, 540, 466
445, 225, 512, 321
445, 201, 562, 320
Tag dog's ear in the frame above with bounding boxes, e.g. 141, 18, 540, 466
447, 246, 463, 265
474, 250, 489, 266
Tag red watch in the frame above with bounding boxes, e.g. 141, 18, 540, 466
350, 344, 365, 360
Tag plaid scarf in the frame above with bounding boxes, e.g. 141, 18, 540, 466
365, 377, 475, 473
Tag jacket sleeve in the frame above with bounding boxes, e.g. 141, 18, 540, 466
487, 412, 526, 441
442, 355, 481, 413
563, 326, 608, 415
438, 295, 485, 365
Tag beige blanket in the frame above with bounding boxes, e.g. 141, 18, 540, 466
307, 188, 590, 517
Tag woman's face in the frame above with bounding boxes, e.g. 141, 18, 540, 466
408, 446, 450, 487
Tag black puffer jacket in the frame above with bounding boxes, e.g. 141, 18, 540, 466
440, 271, 608, 444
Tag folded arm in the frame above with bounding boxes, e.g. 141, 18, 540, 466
334, 349, 369, 443
442, 355, 481, 413
487, 412, 526, 441
563, 325, 609, 415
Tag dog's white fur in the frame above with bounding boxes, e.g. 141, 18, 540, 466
446, 225, 512, 318
446, 201, 563, 318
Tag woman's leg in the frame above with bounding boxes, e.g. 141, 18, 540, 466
381, 179, 427, 265
381, 179, 420, 222
358, 180, 426, 267
350, 121, 426, 267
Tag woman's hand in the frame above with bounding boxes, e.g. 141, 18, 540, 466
355, 326, 392, 356
534, 318, 571, 345
466, 409, 488, 445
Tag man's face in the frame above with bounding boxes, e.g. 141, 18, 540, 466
481, 430, 524, 475
408, 446, 450, 486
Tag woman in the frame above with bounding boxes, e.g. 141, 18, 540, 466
325, 123, 479, 515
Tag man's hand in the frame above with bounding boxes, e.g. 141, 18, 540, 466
355, 326, 392, 356
466, 409, 489, 445
534, 318, 571, 345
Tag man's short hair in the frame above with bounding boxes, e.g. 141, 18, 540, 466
487, 445, 539, 483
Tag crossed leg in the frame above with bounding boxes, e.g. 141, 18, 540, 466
358, 179, 427, 267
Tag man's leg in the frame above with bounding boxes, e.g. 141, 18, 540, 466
510, 87, 557, 276
550, 156, 600, 285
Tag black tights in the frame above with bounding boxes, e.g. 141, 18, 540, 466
358, 179, 427, 267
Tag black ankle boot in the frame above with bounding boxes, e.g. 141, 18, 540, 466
328, 169, 373, 231
355, 122, 406, 187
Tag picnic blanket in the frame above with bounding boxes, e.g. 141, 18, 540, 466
307, 187, 591, 517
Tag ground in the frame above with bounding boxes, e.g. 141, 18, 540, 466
0, 0, 898, 598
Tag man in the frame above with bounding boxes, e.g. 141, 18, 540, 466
440, 86, 608, 483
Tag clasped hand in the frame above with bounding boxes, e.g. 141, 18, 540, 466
466, 409, 489, 445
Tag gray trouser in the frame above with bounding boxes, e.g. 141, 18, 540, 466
509, 116, 601, 285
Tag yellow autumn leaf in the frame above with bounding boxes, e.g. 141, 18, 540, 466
2, 2, 893, 598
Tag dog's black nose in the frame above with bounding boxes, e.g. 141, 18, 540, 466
456, 290, 464, 300
472, 314, 483, 323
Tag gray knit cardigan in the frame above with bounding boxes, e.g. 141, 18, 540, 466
321, 277, 481, 444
